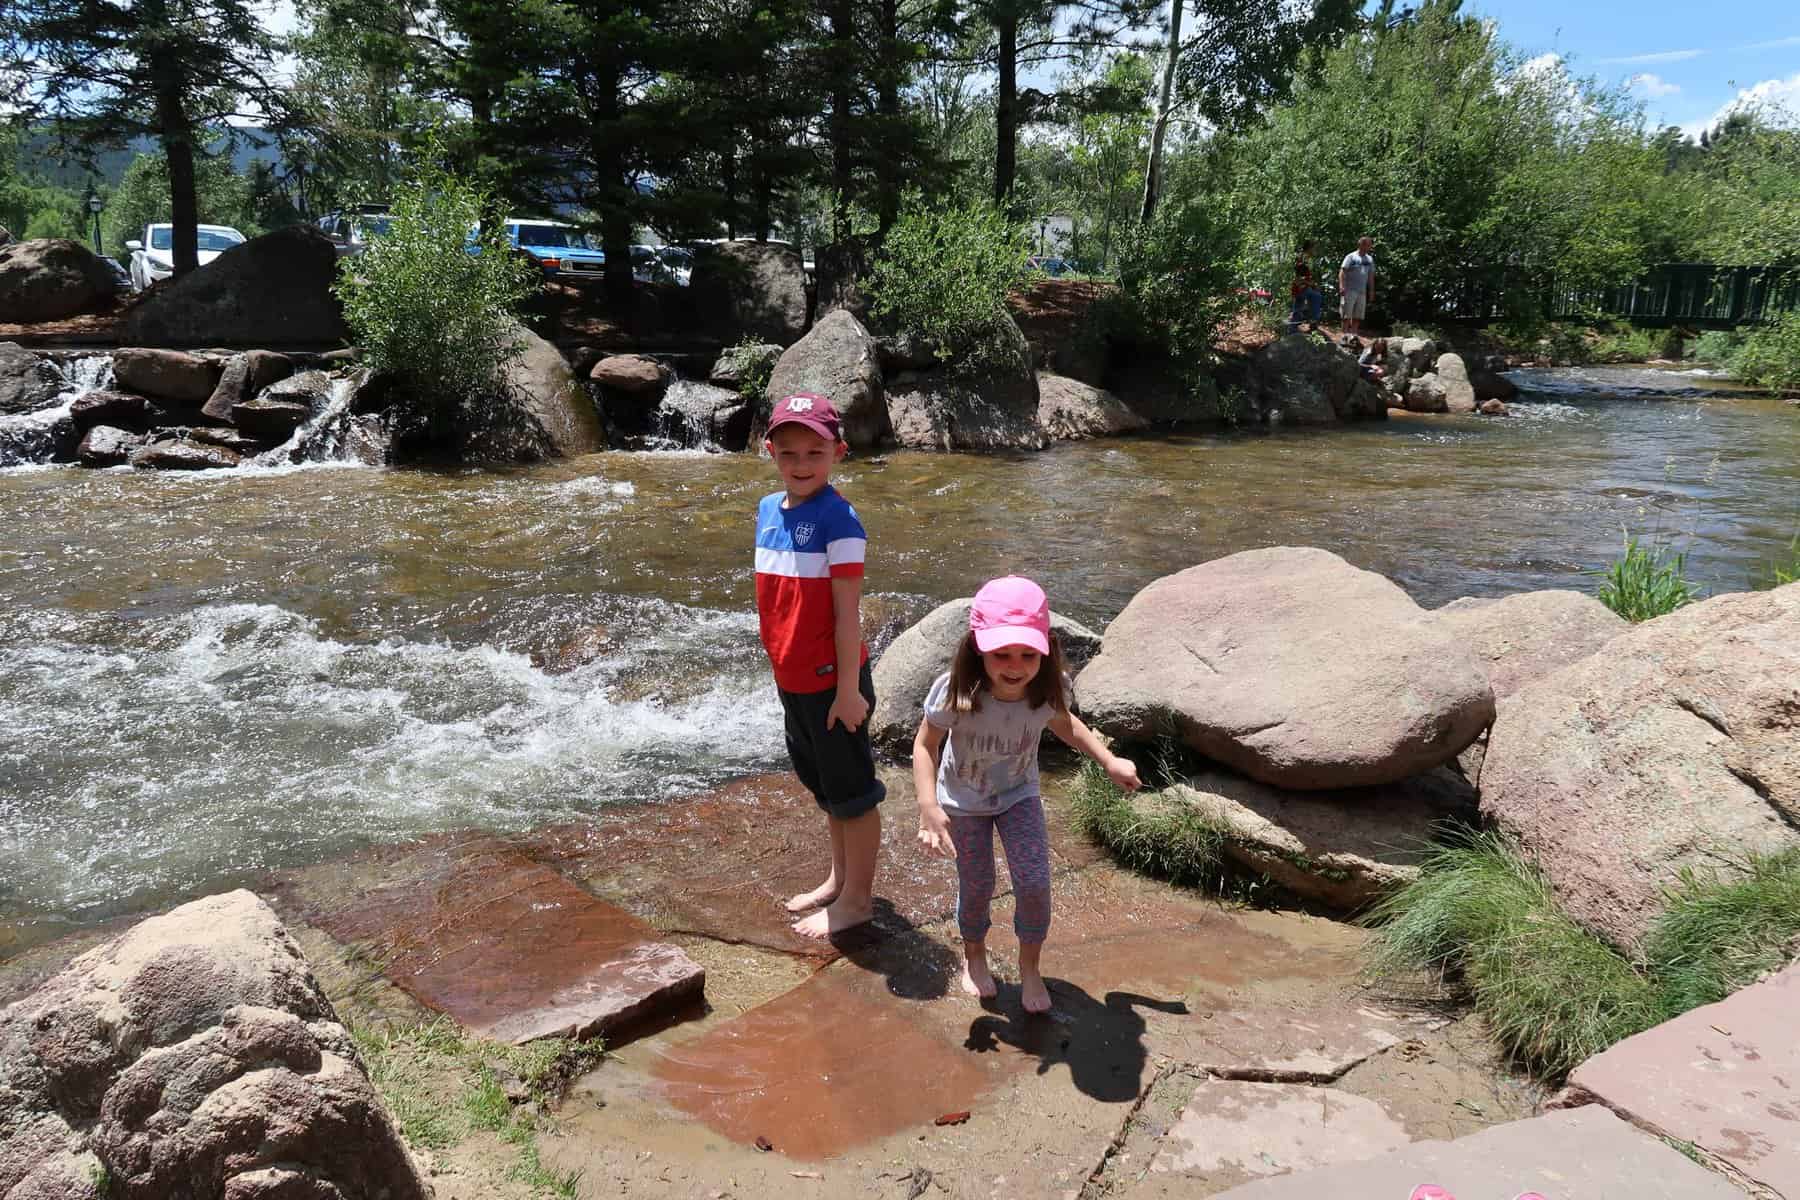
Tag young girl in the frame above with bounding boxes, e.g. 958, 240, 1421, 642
912, 576, 1141, 1013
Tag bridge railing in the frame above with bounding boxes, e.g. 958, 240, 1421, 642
1423, 264, 1798, 328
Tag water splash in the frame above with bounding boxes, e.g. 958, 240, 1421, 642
253, 371, 388, 468
645, 379, 739, 452
0, 353, 113, 466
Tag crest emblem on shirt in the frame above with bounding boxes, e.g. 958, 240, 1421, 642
794, 521, 817, 545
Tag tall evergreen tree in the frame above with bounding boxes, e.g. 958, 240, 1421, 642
1, 0, 283, 275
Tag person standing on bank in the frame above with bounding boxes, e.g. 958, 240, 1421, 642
1338, 236, 1376, 341
1290, 241, 1323, 332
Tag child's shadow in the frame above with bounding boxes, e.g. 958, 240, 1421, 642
965, 984, 1187, 1104
832, 898, 962, 1001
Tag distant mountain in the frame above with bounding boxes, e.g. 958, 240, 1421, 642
17, 127, 287, 188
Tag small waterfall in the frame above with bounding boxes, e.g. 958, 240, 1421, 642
647, 379, 740, 452
0, 353, 113, 467
253, 371, 389, 467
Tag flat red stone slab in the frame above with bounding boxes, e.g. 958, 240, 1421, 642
653, 963, 996, 1160
309, 835, 705, 1045
1568, 962, 1800, 1197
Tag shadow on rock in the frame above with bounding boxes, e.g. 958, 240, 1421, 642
966, 986, 1188, 1103
833, 898, 962, 1001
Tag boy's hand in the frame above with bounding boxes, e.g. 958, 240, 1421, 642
826, 688, 869, 733
917, 803, 955, 857
1106, 755, 1142, 792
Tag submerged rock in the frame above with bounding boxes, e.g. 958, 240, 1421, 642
762, 309, 887, 449
869, 596, 1103, 752
1480, 583, 1800, 952
1479, 398, 1509, 415
130, 436, 241, 470
0, 890, 430, 1200
77, 424, 143, 467
0, 342, 63, 414
0, 238, 121, 322
1076, 547, 1495, 789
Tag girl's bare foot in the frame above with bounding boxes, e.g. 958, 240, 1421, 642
1020, 967, 1052, 1013
791, 897, 874, 939
783, 880, 840, 913
960, 950, 998, 999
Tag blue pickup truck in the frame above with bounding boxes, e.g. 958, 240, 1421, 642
500, 219, 608, 283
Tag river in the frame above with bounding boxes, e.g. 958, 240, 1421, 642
2, 366, 1797, 955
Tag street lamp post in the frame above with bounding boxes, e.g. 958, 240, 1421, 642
1038, 218, 1047, 256
87, 195, 104, 255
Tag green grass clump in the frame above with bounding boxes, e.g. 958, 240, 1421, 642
1596, 534, 1695, 622
1753, 532, 1800, 590
1645, 849, 1800, 1014
1069, 760, 1230, 888
349, 1016, 599, 1197
1369, 834, 1800, 1080
1365, 830, 1664, 1076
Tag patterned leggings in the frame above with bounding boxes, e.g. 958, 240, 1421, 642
948, 794, 1052, 945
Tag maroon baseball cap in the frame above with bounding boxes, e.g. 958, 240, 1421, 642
766, 392, 842, 442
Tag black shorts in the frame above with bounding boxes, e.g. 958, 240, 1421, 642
779, 662, 885, 821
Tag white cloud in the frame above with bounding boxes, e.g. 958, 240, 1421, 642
1630, 73, 1681, 98
1597, 49, 1705, 66
1680, 73, 1800, 139
1736, 35, 1800, 52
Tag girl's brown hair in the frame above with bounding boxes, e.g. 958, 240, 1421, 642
943, 630, 1070, 715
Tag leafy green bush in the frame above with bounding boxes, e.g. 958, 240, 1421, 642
1105, 200, 1246, 368
1596, 534, 1695, 621
1730, 308, 1800, 395
1689, 330, 1744, 365
864, 194, 1030, 362
335, 156, 538, 445
23, 205, 80, 241
719, 337, 775, 407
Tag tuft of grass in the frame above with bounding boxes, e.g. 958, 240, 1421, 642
1644, 848, 1800, 1014
1069, 760, 1230, 888
1365, 830, 1664, 1077
1596, 534, 1695, 622
1753, 531, 1800, 590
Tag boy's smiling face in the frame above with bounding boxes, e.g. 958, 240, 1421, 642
767, 424, 847, 504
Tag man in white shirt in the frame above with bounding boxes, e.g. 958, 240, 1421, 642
1338, 236, 1376, 338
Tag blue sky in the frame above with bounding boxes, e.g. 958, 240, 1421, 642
1462, 0, 1800, 136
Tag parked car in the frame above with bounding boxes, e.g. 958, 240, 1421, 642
629, 243, 694, 286
1025, 255, 1069, 277
125, 223, 246, 291
656, 245, 693, 286
503, 219, 607, 282
317, 205, 393, 257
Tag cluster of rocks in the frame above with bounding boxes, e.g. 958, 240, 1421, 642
869, 547, 1799, 929
0, 890, 431, 1200
1379, 337, 1517, 416
0, 239, 124, 323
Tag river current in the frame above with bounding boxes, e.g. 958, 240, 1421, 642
3, 367, 1797, 954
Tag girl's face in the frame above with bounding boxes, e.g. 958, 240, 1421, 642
981, 645, 1042, 701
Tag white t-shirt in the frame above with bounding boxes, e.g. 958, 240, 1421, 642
922, 672, 1059, 815
1341, 251, 1375, 294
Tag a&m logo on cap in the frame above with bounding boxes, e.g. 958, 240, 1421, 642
786, 396, 815, 412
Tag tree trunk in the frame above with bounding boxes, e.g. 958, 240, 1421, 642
875, 0, 901, 233
994, 10, 1018, 209
1140, 0, 1183, 222
829, 0, 855, 237
589, 67, 636, 321
152, 58, 200, 277
721, 144, 739, 240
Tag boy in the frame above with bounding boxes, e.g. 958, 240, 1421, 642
755, 391, 884, 939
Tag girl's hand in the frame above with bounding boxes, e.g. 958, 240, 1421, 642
1106, 755, 1142, 792
917, 804, 955, 857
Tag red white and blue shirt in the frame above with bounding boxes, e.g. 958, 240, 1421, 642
755, 486, 868, 693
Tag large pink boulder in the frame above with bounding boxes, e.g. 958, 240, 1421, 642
1480, 583, 1800, 951
1075, 548, 1495, 789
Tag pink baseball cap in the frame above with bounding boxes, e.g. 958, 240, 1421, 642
970, 576, 1051, 656
767, 392, 842, 442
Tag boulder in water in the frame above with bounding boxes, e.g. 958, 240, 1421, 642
1479, 398, 1509, 415
130, 436, 241, 470
201, 350, 294, 423
231, 398, 314, 439
590, 353, 670, 395
0, 890, 430, 1200
689, 240, 810, 347
1247, 336, 1386, 424
0, 238, 122, 322
1404, 374, 1449, 413
1382, 337, 1440, 394
493, 324, 606, 460
762, 309, 887, 449
1479, 583, 1800, 952
885, 319, 1044, 452
189, 425, 277, 454
69, 390, 150, 432
1075, 547, 1496, 789
0, 407, 78, 465
0, 342, 63, 414
119, 226, 348, 347
77, 424, 143, 467
1037, 373, 1148, 440
1435, 352, 1478, 413
1104, 354, 1225, 424
870, 596, 1103, 752
112, 347, 223, 405
1470, 362, 1517, 402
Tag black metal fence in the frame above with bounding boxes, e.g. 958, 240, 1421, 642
1428, 264, 1798, 328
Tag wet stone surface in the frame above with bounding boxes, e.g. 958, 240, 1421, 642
284, 833, 705, 1045
1149, 1078, 1412, 1181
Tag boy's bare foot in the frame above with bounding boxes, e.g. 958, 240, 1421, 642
783, 880, 840, 913
1020, 967, 1052, 1014
960, 953, 998, 999
791, 897, 874, 939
